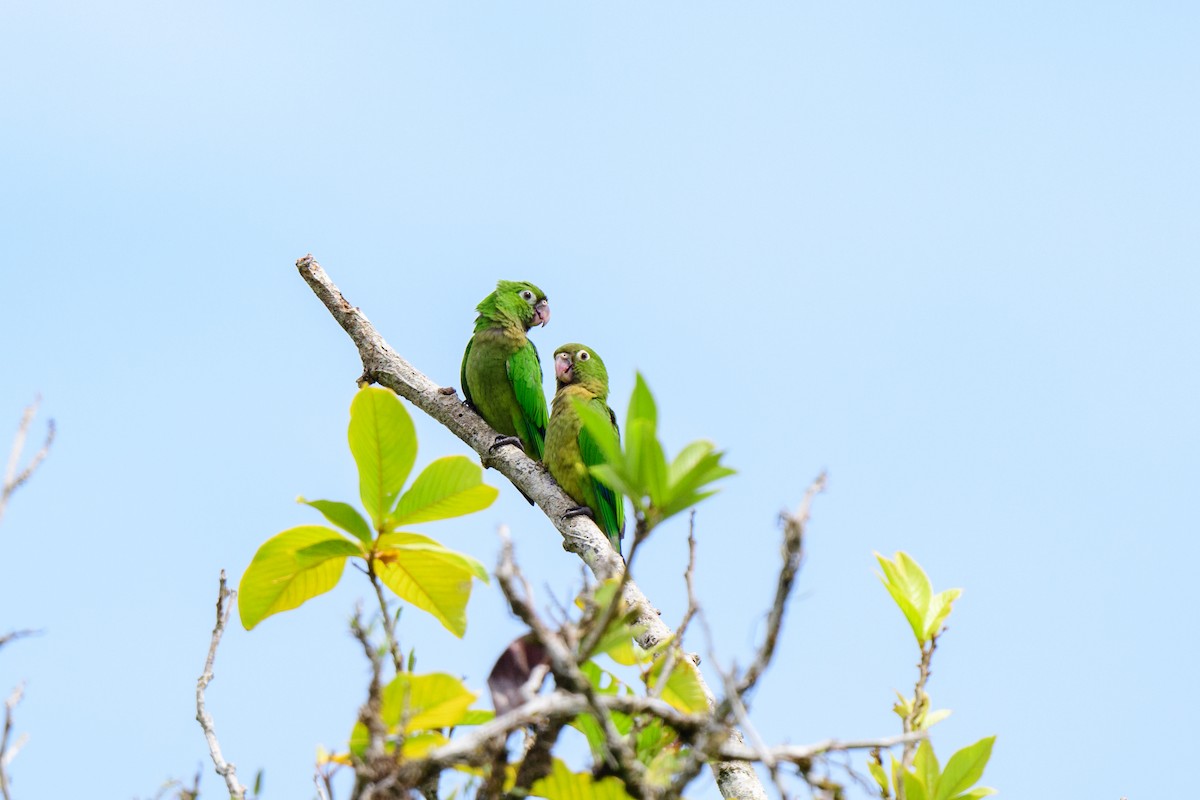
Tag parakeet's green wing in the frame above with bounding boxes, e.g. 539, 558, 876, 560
460, 337, 476, 407
578, 399, 624, 550
505, 340, 548, 459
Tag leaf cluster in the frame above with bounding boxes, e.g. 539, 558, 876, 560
876, 551, 962, 645
239, 387, 494, 636
869, 738, 997, 800
577, 374, 733, 534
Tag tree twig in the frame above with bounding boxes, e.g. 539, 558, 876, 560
296, 254, 768, 800
897, 634, 938, 800
0, 682, 26, 800
366, 559, 404, 675
718, 730, 928, 764
0, 631, 40, 653
195, 571, 248, 800
1, 397, 55, 526
738, 473, 826, 698
495, 531, 649, 797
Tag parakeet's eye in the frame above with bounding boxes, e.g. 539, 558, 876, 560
577, 350, 590, 361
520, 290, 535, 303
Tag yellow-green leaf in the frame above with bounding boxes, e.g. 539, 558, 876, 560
903, 769, 929, 800
952, 787, 997, 800
925, 587, 963, 640
391, 456, 498, 526
935, 736, 995, 800
458, 709, 495, 726
876, 551, 933, 643
914, 739, 940, 799
923, 708, 953, 729
299, 497, 373, 544
402, 731, 449, 758
530, 758, 634, 800
381, 672, 478, 733
349, 386, 417, 529
646, 656, 708, 713
238, 526, 358, 629
868, 757, 890, 795
374, 532, 488, 637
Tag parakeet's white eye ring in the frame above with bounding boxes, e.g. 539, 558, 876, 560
521, 290, 535, 302
577, 350, 590, 361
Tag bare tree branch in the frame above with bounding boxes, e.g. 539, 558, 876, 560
738, 473, 827, 697
0, 631, 39, 653
718, 731, 928, 764
366, 562, 404, 676
195, 571, 248, 800
495, 530, 649, 797
0, 683, 26, 800
296, 255, 768, 800
897, 634, 938, 800
1, 397, 55, 527
347, 602, 399, 800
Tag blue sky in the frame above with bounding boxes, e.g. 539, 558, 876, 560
2, 2, 1198, 797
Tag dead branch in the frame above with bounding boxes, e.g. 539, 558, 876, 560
195, 571, 248, 800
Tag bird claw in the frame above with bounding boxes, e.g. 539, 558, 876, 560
563, 506, 594, 521
490, 436, 525, 453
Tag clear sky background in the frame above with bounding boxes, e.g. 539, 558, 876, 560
2, 2, 1197, 798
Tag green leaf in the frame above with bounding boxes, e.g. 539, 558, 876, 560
666, 443, 734, 499
574, 401, 625, 468
401, 731, 449, 758
924, 587, 963, 640
903, 769, 929, 800
530, 758, 634, 800
238, 526, 355, 629
876, 551, 932, 643
935, 736, 995, 800
631, 420, 668, 507
297, 538, 366, 559
646, 656, 708, 713
299, 497, 374, 544
380, 671, 478, 733
390, 456, 499, 526
914, 740, 940, 799
588, 464, 638, 505
577, 580, 647, 666
951, 787, 997, 800
457, 709, 495, 726
867, 757, 890, 796
923, 708, 953, 729
374, 532, 488, 637
626, 373, 658, 435
348, 720, 370, 759
349, 386, 417, 529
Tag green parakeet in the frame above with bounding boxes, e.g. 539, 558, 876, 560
460, 281, 551, 462
545, 343, 625, 554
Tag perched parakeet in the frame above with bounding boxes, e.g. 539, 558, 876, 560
461, 281, 551, 462
545, 344, 625, 554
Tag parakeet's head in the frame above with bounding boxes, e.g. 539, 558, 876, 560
554, 343, 609, 396
476, 280, 550, 331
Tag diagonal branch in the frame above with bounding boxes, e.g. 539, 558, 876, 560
296, 254, 768, 800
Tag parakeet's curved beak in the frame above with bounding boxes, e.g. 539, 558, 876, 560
554, 352, 573, 383
533, 299, 550, 327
